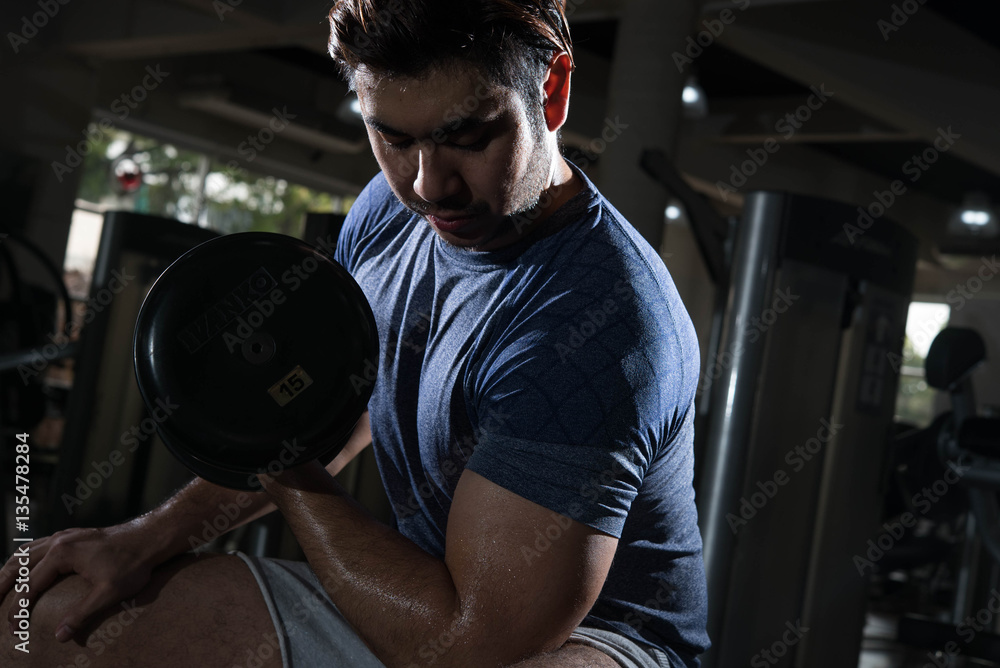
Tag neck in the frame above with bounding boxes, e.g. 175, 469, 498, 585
529, 155, 584, 227
474, 155, 584, 253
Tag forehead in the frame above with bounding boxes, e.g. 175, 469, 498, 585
355, 63, 521, 132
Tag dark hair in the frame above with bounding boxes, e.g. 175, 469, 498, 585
327, 0, 574, 110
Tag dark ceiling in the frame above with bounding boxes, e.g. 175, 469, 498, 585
572, 2, 1000, 210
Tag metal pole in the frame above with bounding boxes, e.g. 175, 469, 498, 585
697, 191, 785, 663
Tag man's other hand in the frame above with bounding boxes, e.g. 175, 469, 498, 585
0, 522, 160, 642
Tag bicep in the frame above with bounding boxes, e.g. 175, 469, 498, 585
444, 469, 618, 664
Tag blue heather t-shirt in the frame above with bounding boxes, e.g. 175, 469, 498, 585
335, 165, 710, 665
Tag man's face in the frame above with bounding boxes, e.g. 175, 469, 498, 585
356, 62, 553, 252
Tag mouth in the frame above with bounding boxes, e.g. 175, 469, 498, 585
426, 213, 478, 235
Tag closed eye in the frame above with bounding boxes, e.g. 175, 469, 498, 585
379, 132, 491, 152
383, 137, 414, 151
449, 134, 490, 152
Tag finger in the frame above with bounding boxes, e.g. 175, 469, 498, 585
8, 547, 71, 627
55, 584, 118, 643
0, 539, 48, 603
0, 548, 23, 598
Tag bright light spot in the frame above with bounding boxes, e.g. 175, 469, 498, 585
65, 209, 104, 273
175, 195, 194, 223
106, 138, 129, 159
204, 172, 231, 198
230, 182, 251, 202
163, 144, 178, 159
682, 86, 700, 104
666, 205, 682, 220
350, 98, 362, 115
961, 210, 991, 226
905, 302, 950, 359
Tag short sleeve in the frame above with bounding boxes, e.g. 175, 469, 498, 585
465, 269, 691, 538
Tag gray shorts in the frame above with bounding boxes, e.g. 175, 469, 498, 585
235, 552, 671, 668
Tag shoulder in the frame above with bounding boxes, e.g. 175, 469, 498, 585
474, 179, 700, 442
335, 172, 412, 271
515, 177, 699, 380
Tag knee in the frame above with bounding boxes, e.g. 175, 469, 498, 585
0, 575, 92, 668
1, 589, 32, 666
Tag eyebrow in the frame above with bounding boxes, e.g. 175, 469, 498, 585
364, 115, 495, 139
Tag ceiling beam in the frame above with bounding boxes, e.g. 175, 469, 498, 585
703, 94, 920, 143
716, 0, 1000, 179
48, 0, 328, 60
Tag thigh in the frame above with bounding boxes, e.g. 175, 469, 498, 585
506, 626, 674, 668
505, 642, 622, 667
1, 553, 281, 668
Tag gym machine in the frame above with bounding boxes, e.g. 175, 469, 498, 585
693, 190, 917, 667
885, 327, 1000, 662
50, 211, 218, 533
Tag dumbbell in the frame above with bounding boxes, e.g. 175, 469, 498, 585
132, 232, 379, 490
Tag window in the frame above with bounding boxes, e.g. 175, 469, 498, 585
894, 302, 950, 427
65, 124, 353, 291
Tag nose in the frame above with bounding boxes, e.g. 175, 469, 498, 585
412, 142, 461, 205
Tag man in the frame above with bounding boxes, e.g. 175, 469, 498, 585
1, 1, 709, 666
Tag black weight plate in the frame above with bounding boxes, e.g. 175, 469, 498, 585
156, 411, 365, 491
133, 232, 378, 490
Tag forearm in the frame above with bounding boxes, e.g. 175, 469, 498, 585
135, 478, 276, 560
139, 412, 373, 562
263, 464, 471, 668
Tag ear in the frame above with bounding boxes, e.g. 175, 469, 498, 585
541, 52, 572, 132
